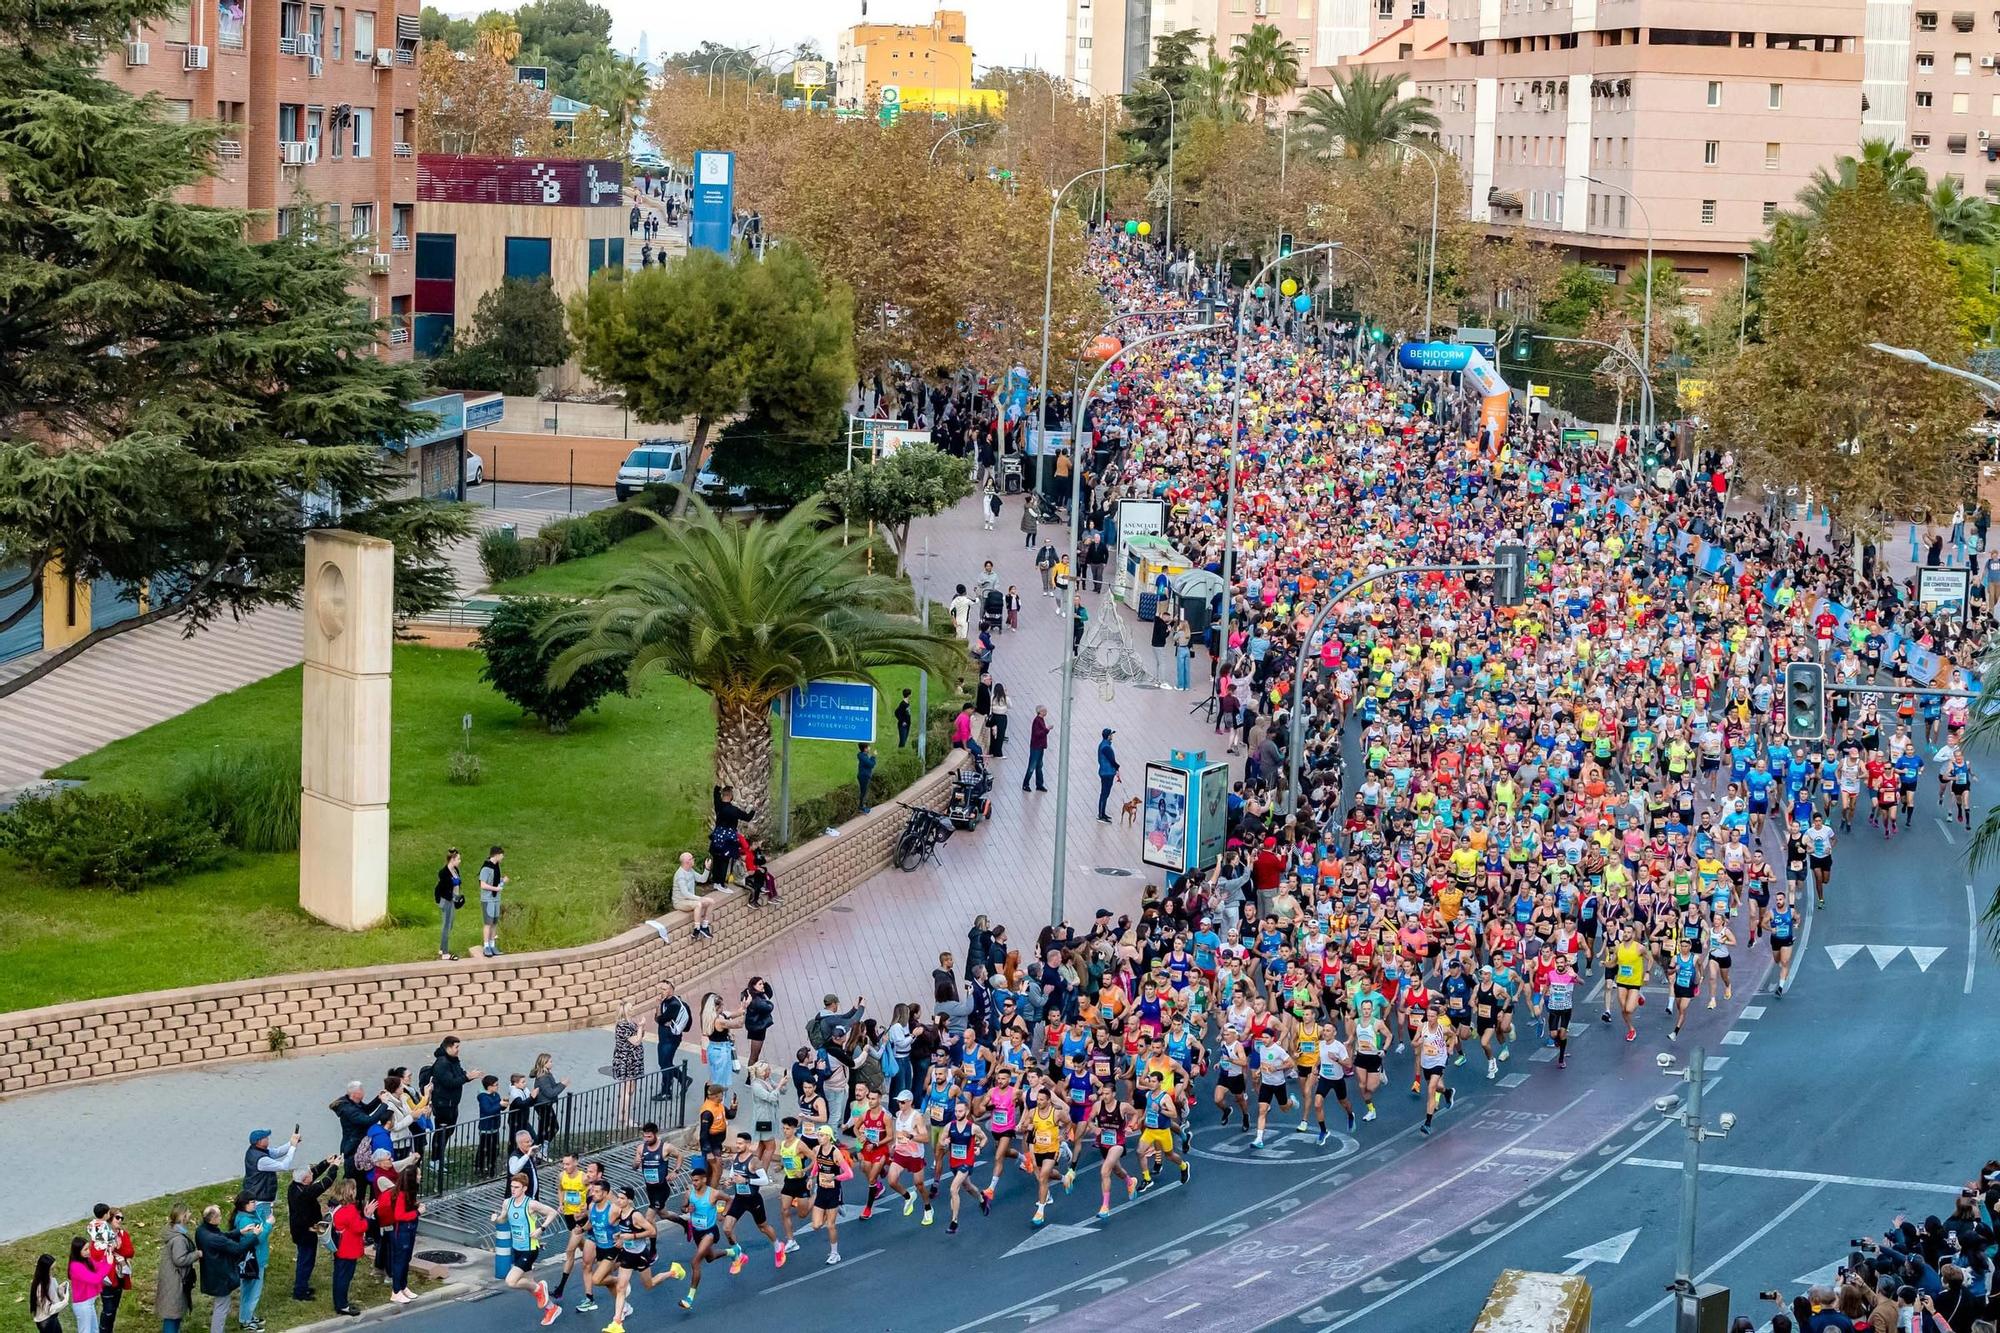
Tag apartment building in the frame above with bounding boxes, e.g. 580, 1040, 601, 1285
110, 0, 421, 355
1892, 5, 2000, 198
1067, 0, 1371, 103
835, 8, 978, 109
1373, 0, 1866, 293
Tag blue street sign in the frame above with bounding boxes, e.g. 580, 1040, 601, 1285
788, 680, 877, 743
1396, 341, 1474, 372
690, 150, 734, 255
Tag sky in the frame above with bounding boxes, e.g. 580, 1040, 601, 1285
608, 0, 1067, 75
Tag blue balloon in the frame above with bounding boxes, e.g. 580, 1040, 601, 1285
1293, 294, 1311, 313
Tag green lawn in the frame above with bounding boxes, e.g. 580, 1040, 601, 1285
0, 1180, 438, 1333
488, 527, 676, 597
0, 646, 944, 1010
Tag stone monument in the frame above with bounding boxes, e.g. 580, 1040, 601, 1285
299, 530, 394, 929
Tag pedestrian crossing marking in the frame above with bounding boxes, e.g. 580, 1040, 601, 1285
1720, 1031, 1748, 1046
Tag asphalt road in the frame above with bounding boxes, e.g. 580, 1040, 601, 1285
390, 772, 1991, 1333
466, 479, 620, 514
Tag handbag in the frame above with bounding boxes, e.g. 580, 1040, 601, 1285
451, 891, 466, 910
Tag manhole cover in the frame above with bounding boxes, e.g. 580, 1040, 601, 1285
417, 1249, 469, 1266
1094, 866, 1137, 877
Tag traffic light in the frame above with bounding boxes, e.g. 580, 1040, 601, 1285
1784, 661, 1825, 741
1278, 232, 1294, 258
1514, 337, 1532, 361
1369, 325, 1385, 344
1494, 543, 1528, 606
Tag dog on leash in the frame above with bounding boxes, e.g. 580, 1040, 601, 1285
1119, 796, 1142, 827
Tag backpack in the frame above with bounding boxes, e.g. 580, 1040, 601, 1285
804, 1014, 828, 1053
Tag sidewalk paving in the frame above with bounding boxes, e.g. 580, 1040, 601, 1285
0, 492, 1226, 1242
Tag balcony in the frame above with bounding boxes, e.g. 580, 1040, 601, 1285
215, 138, 242, 159
395, 46, 414, 65
393, 141, 413, 158
386, 316, 411, 347
391, 233, 411, 251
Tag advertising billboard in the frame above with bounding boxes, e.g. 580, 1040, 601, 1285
1141, 763, 1191, 872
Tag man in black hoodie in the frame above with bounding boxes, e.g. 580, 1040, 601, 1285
286, 1155, 343, 1301
196, 1204, 260, 1322
710, 785, 756, 884
420, 1037, 480, 1170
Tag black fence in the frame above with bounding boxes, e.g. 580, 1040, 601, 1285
418, 1064, 692, 1244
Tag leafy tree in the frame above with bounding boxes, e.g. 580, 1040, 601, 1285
427, 277, 574, 396
418, 5, 477, 49
1186, 43, 1239, 125
1701, 164, 1980, 541
575, 50, 649, 139
418, 29, 558, 155
545, 500, 962, 831
1228, 23, 1301, 125
477, 595, 628, 732
1297, 68, 1439, 162
0, 0, 469, 696
1123, 28, 1203, 169
1797, 138, 1926, 220
512, 0, 614, 94
1540, 263, 1614, 334
705, 410, 845, 507
818, 445, 974, 571
569, 243, 853, 517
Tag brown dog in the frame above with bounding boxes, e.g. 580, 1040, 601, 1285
1119, 796, 1142, 827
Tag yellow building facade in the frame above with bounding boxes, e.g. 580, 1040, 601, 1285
835, 8, 996, 112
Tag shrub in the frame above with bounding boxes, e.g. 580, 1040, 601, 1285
475, 595, 631, 731
445, 749, 485, 786
174, 746, 300, 852
0, 787, 223, 890
539, 515, 611, 564
595, 501, 659, 544
620, 853, 679, 921
478, 528, 539, 584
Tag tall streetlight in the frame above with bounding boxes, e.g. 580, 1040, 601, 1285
1656, 1049, 1736, 1333
1868, 341, 2000, 399
1536, 333, 1655, 462
1134, 77, 1177, 260
1215, 240, 1340, 664
928, 120, 991, 165
1586, 173, 1654, 448
1035, 164, 1129, 498
1049, 320, 1221, 928
1394, 138, 1442, 338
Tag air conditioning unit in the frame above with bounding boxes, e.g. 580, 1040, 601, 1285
281, 140, 307, 165
1983, 54, 1996, 66
1512, 85, 1525, 104
375, 47, 394, 65
1538, 95, 1553, 110
368, 252, 392, 273
125, 39, 149, 66
1983, 128, 1993, 140
183, 43, 208, 69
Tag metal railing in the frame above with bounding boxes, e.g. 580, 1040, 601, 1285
416, 1065, 692, 1244
391, 232, 411, 250
393, 140, 413, 158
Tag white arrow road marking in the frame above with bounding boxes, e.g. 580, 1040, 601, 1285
1824, 944, 1862, 969
1470, 1220, 1502, 1235
1866, 944, 1905, 969
1967, 885, 1979, 995
1358, 1277, 1399, 1294
1908, 946, 1947, 972
1625, 1184, 1828, 1328
1211, 1222, 1250, 1239
1008, 1305, 1060, 1324
1270, 1197, 1304, 1215
1077, 1277, 1127, 1295
1417, 1248, 1454, 1264
1562, 1227, 1641, 1274
1004, 1222, 1099, 1257
1297, 1307, 1347, 1324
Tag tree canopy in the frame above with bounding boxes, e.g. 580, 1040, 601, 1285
818, 445, 976, 570
0, 0, 467, 691
1296, 69, 1439, 162
427, 277, 574, 396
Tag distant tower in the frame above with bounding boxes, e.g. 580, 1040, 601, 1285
636, 29, 651, 67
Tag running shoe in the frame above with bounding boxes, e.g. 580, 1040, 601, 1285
826, 1250, 842, 1265
1498, 1045, 1511, 1061
1317, 1128, 1329, 1146
574, 1299, 598, 1314
729, 1252, 746, 1276
1556, 1054, 1567, 1069
980, 1186, 994, 1203
604, 1322, 623, 1333
1669, 1029, 1679, 1043
1095, 1205, 1111, 1219
533, 1281, 549, 1310
679, 1291, 696, 1310
1253, 1135, 1264, 1148
667, 1263, 685, 1280
979, 1192, 992, 1217
922, 1207, 934, 1227
1363, 1105, 1376, 1122
1420, 1123, 1431, 1136
1179, 1162, 1190, 1184
540, 1306, 561, 1327
1297, 1120, 1311, 1132
1062, 1168, 1075, 1193
1346, 1109, 1357, 1130
1453, 1054, 1466, 1067
1625, 1028, 1637, 1042
1126, 1176, 1137, 1201
903, 1195, 916, 1218
860, 1204, 873, 1220
1486, 1059, 1497, 1080
1410, 1080, 1421, 1096
948, 1221, 960, 1234
775, 1247, 787, 1269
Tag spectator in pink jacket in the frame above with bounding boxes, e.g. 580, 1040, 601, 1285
66, 1236, 112, 1333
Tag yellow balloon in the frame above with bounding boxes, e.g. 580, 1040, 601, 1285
1137, 221, 1152, 236
1280, 278, 1298, 297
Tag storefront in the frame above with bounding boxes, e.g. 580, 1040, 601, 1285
388, 391, 502, 500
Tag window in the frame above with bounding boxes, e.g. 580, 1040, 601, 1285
161, 98, 193, 123
1919, 52, 1937, 71
1377, 0, 1393, 16
331, 7, 341, 58
1706, 80, 1722, 106
1768, 82, 1783, 106
351, 106, 372, 157
276, 207, 298, 236
1956, 90, 1973, 111
350, 203, 374, 240
1919, 8, 1939, 26
279, 103, 303, 141
1077, 35, 1090, 47
413, 314, 453, 357
354, 10, 374, 55
1949, 132, 1970, 151
588, 236, 628, 274
1703, 139, 1719, 165
504, 236, 552, 280
1992, 92, 2000, 112
1765, 141, 1780, 167
414, 231, 456, 281
1700, 198, 1716, 224
1762, 201, 1778, 223
1918, 90, 1936, 106
1914, 131, 1934, 147
1957, 52, 1975, 73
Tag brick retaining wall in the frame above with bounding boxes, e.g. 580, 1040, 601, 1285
0, 761, 957, 1098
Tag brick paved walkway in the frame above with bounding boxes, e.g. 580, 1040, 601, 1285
0, 491, 1232, 1240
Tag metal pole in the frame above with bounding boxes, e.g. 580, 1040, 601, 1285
1588, 175, 1653, 448
567, 450, 574, 513
1051, 320, 1221, 929
777, 692, 794, 846
1673, 1048, 1706, 1333
1099, 103, 1107, 225
1037, 165, 1127, 509
1396, 140, 1442, 339
1217, 241, 1339, 667
1283, 563, 1501, 814
928, 121, 991, 166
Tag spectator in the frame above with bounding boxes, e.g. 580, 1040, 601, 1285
1021, 705, 1051, 793
741, 976, 777, 1065
654, 981, 691, 1097
672, 852, 716, 938
477, 845, 508, 958
228, 1190, 270, 1330
329, 1082, 381, 1180
1096, 727, 1120, 822
194, 1204, 259, 1333
67, 1237, 111, 1333
434, 847, 462, 961
154, 1208, 195, 1333
88, 1204, 132, 1333
529, 1054, 567, 1145
286, 1155, 341, 1301
474, 1077, 504, 1176
326, 1182, 367, 1317
709, 785, 755, 884
506, 1130, 543, 1197
948, 583, 974, 639
895, 688, 913, 748
382, 1164, 422, 1303
422, 1036, 479, 1168
611, 997, 646, 1122
30, 1254, 65, 1333
857, 742, 877, 813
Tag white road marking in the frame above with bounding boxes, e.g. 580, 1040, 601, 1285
1739, 1005, 1766, 1020
1503, 1147, 1573, 1163
1354, 1091, 1592, 1233
1232, 1270, 1270, 1288
1621, 1160, 1964, 1194
1720, 1030, 1748, 1046
1907, 946, 1947, 972
1936, 817, 1958, 845
1164, 1302, 1202, 1320
760, 1247, 883, 1293
1499, 1073, 1530, 1088
1967, 884, 1980, 995
1824, 944, 1861, 970
1625, 1184, 1826, 1327
1864, 944, 1904, 969
1315, 1117, 1679, 1331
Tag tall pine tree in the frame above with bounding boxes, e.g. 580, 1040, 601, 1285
0, 0, 468, 692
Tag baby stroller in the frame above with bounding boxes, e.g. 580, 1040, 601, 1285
979, 587, 1005, 635
946, 751, 995, 830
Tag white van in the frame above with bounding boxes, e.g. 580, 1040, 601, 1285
614, 442, 687, 500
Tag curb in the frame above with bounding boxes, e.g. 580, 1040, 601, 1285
286, 1280, 481, 1333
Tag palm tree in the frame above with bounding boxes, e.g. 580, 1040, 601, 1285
576, 51, 649, 134
1928, 175, 2000, 245
1186, 43, 1238, 124
546, 499, 962, 830
1296, 67, 1440, 161
1796, 138, 1927, 218
1228, 23, 1300, 124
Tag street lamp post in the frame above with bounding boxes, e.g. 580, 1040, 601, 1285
1036, 164, 1128, 510
1215, 241, 1340, 666
1136, 78, 1177, 261
1536, 333, 1655, 471
1657, 1049, 1736, 1333
1585, 173, 1654, 449
1394, 139, 1442, 338
1049, 320, 1222, 928
928, 120, 991, 165
1868, 341, 2000, 399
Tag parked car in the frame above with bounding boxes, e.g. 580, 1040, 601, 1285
464, 451, 485, 486
614, 442, 688, 500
